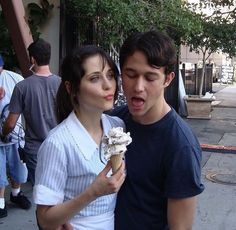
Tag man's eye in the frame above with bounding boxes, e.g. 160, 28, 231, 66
146, 77, 155, 81
125, 73, 136, 78
145, 75, 157, 81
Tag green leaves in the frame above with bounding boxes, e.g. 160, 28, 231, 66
27, 0, 54, 40
67, 0, 236, 65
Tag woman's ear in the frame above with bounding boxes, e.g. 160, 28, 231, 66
164, 72, 175, 87
64, 81, 71, 94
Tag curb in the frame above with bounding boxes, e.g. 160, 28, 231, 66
201, 144, 236, 154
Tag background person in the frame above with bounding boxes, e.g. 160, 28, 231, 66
34, 45, 126, 230
2, 39, 61, 186
113, 30, 205, 230
0, 54, 31, 218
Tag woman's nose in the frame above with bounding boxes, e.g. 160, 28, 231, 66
103, 77, 113, 90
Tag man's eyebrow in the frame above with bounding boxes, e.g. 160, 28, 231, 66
151, 65, 162, 69
123, 67, 135, 71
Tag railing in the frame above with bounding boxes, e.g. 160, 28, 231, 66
181, 64, 213, 95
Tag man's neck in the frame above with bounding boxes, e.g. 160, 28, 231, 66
34, 65, 52, 77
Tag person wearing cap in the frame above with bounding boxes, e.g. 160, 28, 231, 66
0, 54, 31, 218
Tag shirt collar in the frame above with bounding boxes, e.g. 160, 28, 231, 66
64, 111, 111, 161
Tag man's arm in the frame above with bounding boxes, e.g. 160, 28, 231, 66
2, 112, 20, 136
167, 196, 197, 230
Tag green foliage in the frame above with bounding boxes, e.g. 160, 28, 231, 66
27, 0, 54, 40
186, 0, 236, 57
185, 0, 236, 95
0, 0, 54, 70
0, 11, 19, 70
67, 0, 202, 50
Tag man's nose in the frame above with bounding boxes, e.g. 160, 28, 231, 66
134, 77, 144, 92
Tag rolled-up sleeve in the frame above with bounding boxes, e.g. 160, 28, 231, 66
33, 137, 68, 205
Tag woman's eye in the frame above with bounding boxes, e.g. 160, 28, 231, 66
107, 73, 115, 80
90, 75, 100, 82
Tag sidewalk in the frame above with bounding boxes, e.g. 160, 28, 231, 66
0, 182, 36, 229
1, 83, 236, 230
184, 82, 236, 148
184, 83, 236, 230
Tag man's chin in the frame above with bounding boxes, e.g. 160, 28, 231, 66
129, 108, 144, 117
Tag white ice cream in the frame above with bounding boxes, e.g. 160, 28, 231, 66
102, 127, 132, 160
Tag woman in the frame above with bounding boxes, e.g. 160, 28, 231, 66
33, 45, 126, 230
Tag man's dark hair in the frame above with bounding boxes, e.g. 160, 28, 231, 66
120, 30, 176, 75
27, 38, 51, 66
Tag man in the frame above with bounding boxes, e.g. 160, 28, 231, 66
113, 30, 204, 229
2, 39, 61, 186
0, 54, 31, 218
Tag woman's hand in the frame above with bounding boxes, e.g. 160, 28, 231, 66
89, 160, 126, 198
36, 161, 126, 230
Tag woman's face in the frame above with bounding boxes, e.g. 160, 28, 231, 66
76, 54, 116, 113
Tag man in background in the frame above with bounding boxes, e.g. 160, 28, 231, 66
2, 39, 61, 186
0, 54, 31, 218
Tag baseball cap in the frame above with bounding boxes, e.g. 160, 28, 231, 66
0, 55, 4, 67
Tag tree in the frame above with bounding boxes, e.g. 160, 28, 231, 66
68, 1, 236, 98
0, 11, 19, 70
66, 0, 202, 52
185, 0, 236, 96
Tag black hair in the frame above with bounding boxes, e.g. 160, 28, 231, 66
119, 30, 176, 75
56, 45, 119, 123
27, 38, 51, 66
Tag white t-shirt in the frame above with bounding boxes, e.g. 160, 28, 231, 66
0, 70, 24, 146
34, 111, 125, 230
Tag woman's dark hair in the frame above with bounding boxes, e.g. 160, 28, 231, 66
120, 30, 176, 75
56, 45, 119, 123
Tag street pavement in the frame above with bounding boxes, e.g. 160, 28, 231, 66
185, 83, 236, 230
1, 83, 236, 230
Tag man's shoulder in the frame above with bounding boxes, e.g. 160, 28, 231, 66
168, 109, 200, 147
49, 74, 61, 79
110, 105, 129, 120
3, 70, 24, 82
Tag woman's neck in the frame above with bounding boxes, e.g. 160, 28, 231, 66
75, 109, 103, 145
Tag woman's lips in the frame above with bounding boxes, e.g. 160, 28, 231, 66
104, 94, 114, 101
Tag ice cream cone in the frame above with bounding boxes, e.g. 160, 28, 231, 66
110, 154, 123, 173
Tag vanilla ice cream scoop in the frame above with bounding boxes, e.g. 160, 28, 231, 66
102, 127, 132, 173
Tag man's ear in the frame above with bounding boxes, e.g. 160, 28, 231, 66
65, 81, 71, 94
164, 72, 175, 87
30, 56, 36, 65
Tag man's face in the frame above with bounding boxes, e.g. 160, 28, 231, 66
121, 51, 174, 124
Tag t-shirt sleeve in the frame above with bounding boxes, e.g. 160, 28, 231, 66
33, 137, 67, 205
8, 85, 23, 114
165, 145, 204, 198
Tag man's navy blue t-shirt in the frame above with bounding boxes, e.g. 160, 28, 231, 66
113, 106, 204, 230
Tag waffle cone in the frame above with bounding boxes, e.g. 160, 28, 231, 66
110, 154, 123, 173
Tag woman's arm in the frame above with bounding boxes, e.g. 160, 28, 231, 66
167, 196, 197, 230
37, 161, 125, 229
